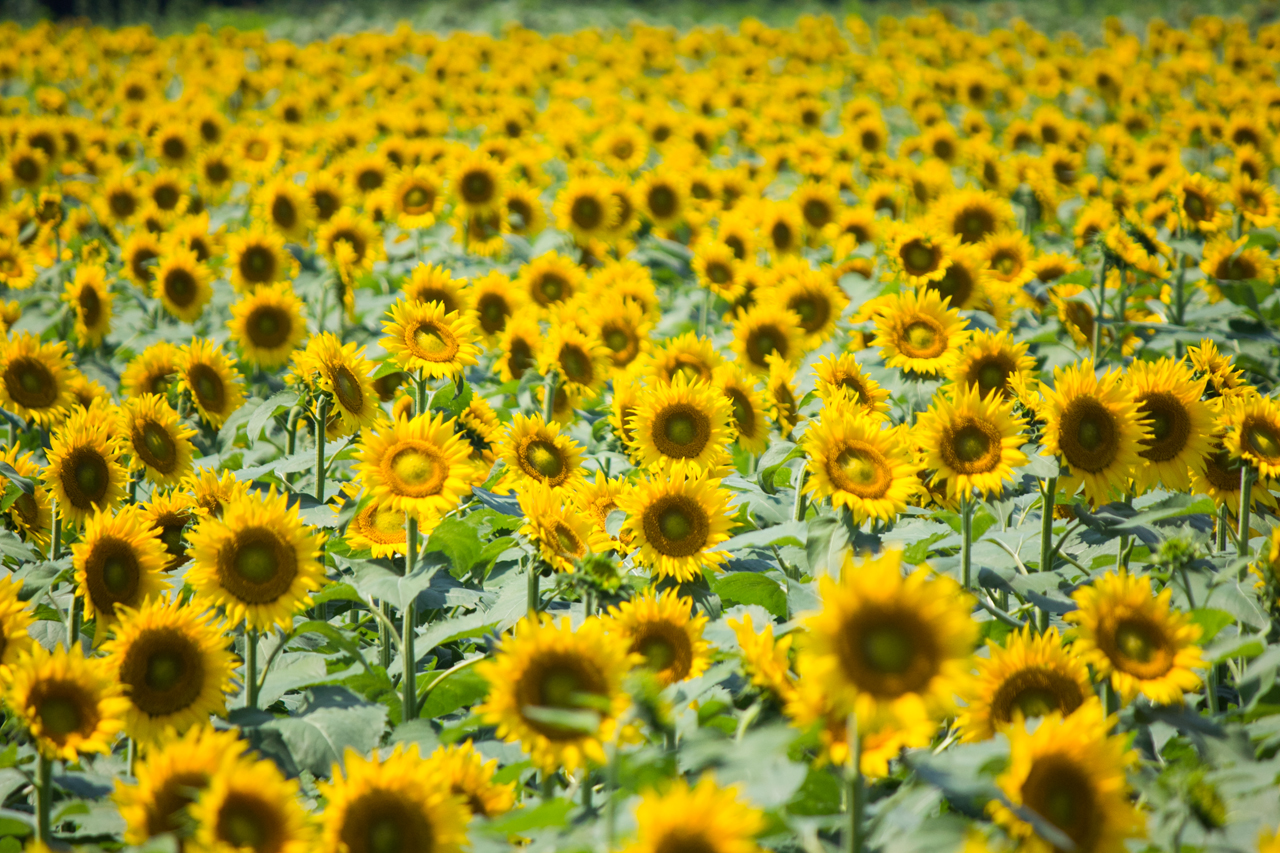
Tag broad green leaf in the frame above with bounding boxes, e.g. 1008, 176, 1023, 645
713, 572, 787, 620
261, 686, 388, 777
418, 665, 489, 720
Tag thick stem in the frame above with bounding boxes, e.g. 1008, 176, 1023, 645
35, 753, 51, 844
314, 397, 329, 503
379, 601, 393, 669
540, 772, 555, 802
1217, 502, 1229, 552
582, 770, 593, 811
960, 492, 974, 592
49, 498, 60, 561
1038, 477, 1057, 632
844, 711, 863, 853
527, 561, 540, 615
285, 406, 302, 456
415, 373, 429, 417
402, 517, 419, 721
1092, 257, 1107, 362
792, 469, 809, 522
699, 287, 713, 336
542, 369, 558, 424
583, 588, 595, 619
1239, 464, 1254, 558
68, 594, 82, 649
245, 629, 259, 709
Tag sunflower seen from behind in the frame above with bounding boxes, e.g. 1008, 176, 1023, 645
618, 470, 732, 583
476, 614, 636, 773
802, 411, 919, 524
915, 383, 1028, 500
1066, 570, 1204, 706
102, 597, 237, 742
5, 643, 129, 761
606, 587, 711, 687
186, 487, 327, 632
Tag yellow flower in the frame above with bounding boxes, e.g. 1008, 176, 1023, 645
799, 549, 976, 726
0, 573, 34, 676
992, 703, 1144, 853
1186, 338, 1247, 398
317, 207, 385, 272
355, 413, 472, 525
421, 741, 516, 819
122, 341, 182, 399
784, 675, 930, 776
521, 252, 583, 310
382, 299, 480, 380
499, 412, 586, 491
617, 470, 732, 583
625, 776, 764, 853
5, 644, 129, 761
476, 614, 635, 773
228, 284, 308, 369
540, 323, 610, 397
190, 752, 315, 853
389, 165, 445, 230
156, 249, 215, 322
946, 330, 1037, 401
1173, 172, 1229, 234
290, 333, 382, 439
606, 587, 711, 687
186, 487, 327, 632
915, 383, 1028, 499
318, 744, 469, 853
178, 340, 247, 430
451, 152, 506, 216
43, 404, 129, 527
403, 263, 470, 314
184, 467, 251, 520
519, 483, 610, 572
0, 332, 76, 427
802, 412, 919, 524
556, 175, 620, 244
812, 353, 891, 419
593, 297, 652, 371
141, 488, 196, 570
226, 226, 297, 292
729, 612, 797, 701
1040, 360, 1147, 506
1126, 358, 1214, 493
469, 270, 525, 341
885, 223, 959, 287
1067, 570, 1205, 706
72, 504, 171, 631
0, 446, 51, 550
61, 265, 113, 347
120, 394, 197, 486
630, 373, 735, 477
957, 627, 1094, 742
1221, 393, 1280, 478
713, 363, 772, 455
257, 174, 314, 241
873, 288, 971, 376
102, 598, 238, 743
731, 304, 806, 374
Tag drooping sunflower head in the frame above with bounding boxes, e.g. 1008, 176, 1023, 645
189, 752, 315, 853
72, 504, 172, 629
915, 382, 1028, 500
606, 587, 711, 687
102, 597, 237, 743
476, 614, 636, 773
617, 470, 732, 583
318, 744, 469, 853
178, 339, 247, 430
625, 776, 764, 853
421, 741, 516, 819
186, 487, 327, 632
812, 353, 892, 419
43, 406, 128, 528
519, 483, 610, 573
873, 288, 971, 377
631, 372, 736, 477
0, 332, 75, 426
228, 283, 308, 370
499, 412, 585, 491
1066, 570, 1205, 706
801, 412, 920, 524
382, 298, 481, 380
5, 643, 129, 761
356, 412, 473, 525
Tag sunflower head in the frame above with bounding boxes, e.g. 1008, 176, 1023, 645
873, 289, 971, 377
0, 332, 75, 426
5, 643, 129, 761
178, 340, 247, 430
229, 284, 308, 370
499, 412, 585, 491
44, 404, 129, 528
190, 752, 315, 853
606, 588, 711, 687
422, 741, 516, 819
617, 470, 732, 583
802, 412, 920, 524
625, 776, 764, 853
631, 373, 736, 478
915, 382, 1028, 500
355, 411, 473, 525
382, 299, 480, 379
72, 504, 172, 630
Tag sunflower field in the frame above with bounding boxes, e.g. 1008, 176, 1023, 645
7, 7, 1280, 853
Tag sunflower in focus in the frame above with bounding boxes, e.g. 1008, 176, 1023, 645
44, 406, 129, 527
1221, 393, 1280, 478
499, 412, 585, 491
802, 413, 918, 523
1067, 570, 1204, 706
1040, 360, 1148, 506
355, 412, 471, 524
630, 373, 734, 477
0, 332, 75, 426
421, 741, 516, 819
186, 487, 327, 631
812, 353, 891, 419
947, 330, 1037, 401
476, 614, 636, 773
178, 340, 246, 430
318, 744, 468, 853
61, 265, 114, 347
1126, 358, 1213, 493
874, 289, 970, 376
618, 471, 732, 583
916, 383, 1028, 500
519, 483, 609, 572
102, 597, 237, 742
992, 704, 1143, 853
957, 627, 1094, 742
228, 284, 308, 369
382, 299, 480, 380
121, 394, 197, 486
624, 777, 763, 853
72, 504, 171, 631
189, 753, 314, 853
290, 333, 381, 438
5, 643, 129, 761
607, 588, 711, 687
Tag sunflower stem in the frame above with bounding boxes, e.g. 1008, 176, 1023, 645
1037, 477, 1057, 632
127, 737, 136, 777
583, 587, 595, 618
379, 601, 393, 669
540, 772, 556, 802
1239, 464, 1254, 558
35, 753, 51, 844
402, 516, 419, 722
960, 492, 974, 592
1092, 257, 1107, 363
582, 770, 594, 812
68, 594, 81, 650
1217, 502, 1229, 552
527, 560, 540, 615
245, 629, 259, 709
844, 711, 863, 853
792, 469, 809, 522
49, 497, 60, 561
541, 369, 558, 424
314, 396, 329, 504
415, 373, 429, 416
285, 406, 302, 456
1207, 664, 1221, 715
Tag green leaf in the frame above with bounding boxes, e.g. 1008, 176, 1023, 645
260, 686, 388, 777
713, 572, 787, 620
1205, 632, 1267, 664
425, 517, 483, 576
720, 520, 806, 552
246, 389, 300, 441
418, 665, 489, 720
481, 799, 574, 835
1190, 608, 1235, 644
0, 461, 33, 495
806, 514, 850, 577
519, 705, 599, 734
0, 482, 21, 513
290, 620, 372, 672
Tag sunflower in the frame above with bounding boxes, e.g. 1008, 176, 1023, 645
227, 227, 296, 292
228, 283, 308, 369
957, 627, 1094, 742
1222, 394, 1280, 478
1186, 338, 1247, 398
947, 330, 1037, 401
593, 297, 652, 370
0, 574, 33, 675
812, 353, 891, 419
178, 340, 247, 430
290, 334, 381, 439
1173, 173, 1228, 234
647, 331, 723, 385
115, 726, 250, 848
692, 240, 744, 300
926, 244, 988, 311
540, 324, 610, 397
184, 467, 251, 520
382, 299, 480, 380
571, 471, 629, 550
799, 548, 976, 728
0, 332, 75, 427
476, 614, 635, 773
451, 152, 505, 216
142, 489, 196, 570
992, 704, 1143, 853
257, 175, 314, 242
5, 643, 129, 761
318, 207, 385, 274
504, 183, 548, 238
343, 486, 408, 558
61, 265, 114, 347
0, 238, 37, 291
713, 363, 772, 455
44, 406, 129, 527
499, 412, 585, 492
403, 264, 469, 315
71, 503, 170, 631
916, 383, 1028, 500
1040, 360, 1147, 506
759, 202, 804, 257
617, 471, 732, 583
767, 355, 802, 436
308, 170, 347, 223
730, 612, 798, 701
421, 741, 516, 819
772, 266, 849, 345
637, 172, 688, 227
802, 413, 920, 523
355, 413, 472, 524
389, 166, 445, 230
1067, 570, 1205, 706
624, 777, 764, 853
630, 373, 735, 477
120, 394, 197, 487
469, 271, 524, 341
122, 341, 182, 399
1, 447, 52, 551
935, 189, 1015, 244
885, 224, 959, 287
606, 588, 711, 687
318, 743, 468, 853
519, 483, 609, 572
453, 396, 501, 485
186, 487, 327, 632
556, 176, 621, 244
521, 252, 583, 309
102, 598, 236, 743
873, 289, 971, 377
1126, 359, 1213, 493
190, 753, 314, 853
496, 316, 541, 384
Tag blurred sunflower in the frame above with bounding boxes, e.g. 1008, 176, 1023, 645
5, 644, 129, 761
178, 340, 246, 429
713, 362, 772, 455
228, 283, 308, 369
290, 333, 381, 439
519, 483, 608, 572
227, 226, 296, 292
0, 574, 34, 675
624, 777, 763, 853
189, 753, 314, 853
61, 265, 113, 347
421, 741, 516, 819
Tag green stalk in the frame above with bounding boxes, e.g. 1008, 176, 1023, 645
582, 770, 594, 811
35, 753, 51, 844
1239, 464, 1254, 558
68, 594, 82, 649
415, 373, 428, 417
402, 517, 419, 722
527, 560, 540, 615
245, 629, 259, 709
542, 369, 558, 424
49, 497, 60, 561
1217, 502, 1229, 552
844, 711, 863, 853
541, 772, 556, 802
792, 469, 809, 522
1092, 257, 1107, 362
285, 406, 302, 456
960, 492, 974, 592
379, 601, 393, 669
698, 286, 713, 336
314, 396, 329, 503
